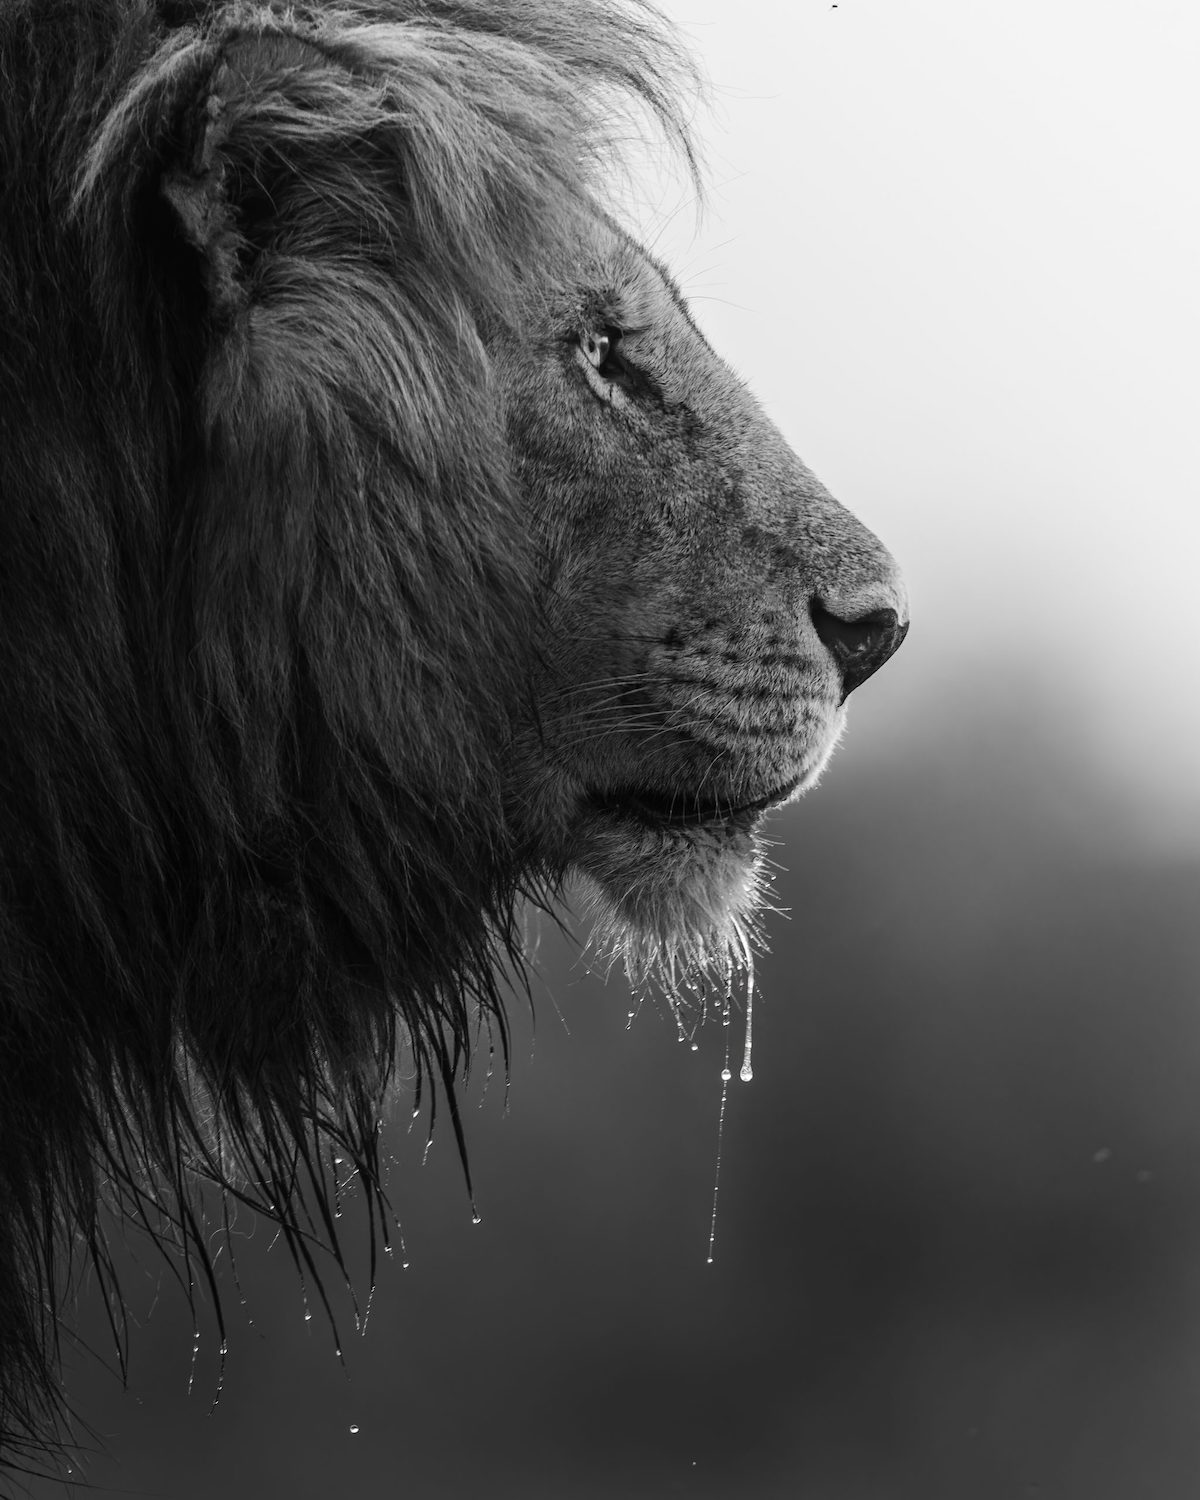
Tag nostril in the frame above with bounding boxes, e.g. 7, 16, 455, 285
810, 603, 907, 699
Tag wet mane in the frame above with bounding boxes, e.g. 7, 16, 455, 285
0, 0, 696, 1467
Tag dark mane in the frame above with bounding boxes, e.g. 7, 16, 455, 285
0, 0, 697, 1466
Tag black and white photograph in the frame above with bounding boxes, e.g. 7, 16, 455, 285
2, 1, 1198, 1496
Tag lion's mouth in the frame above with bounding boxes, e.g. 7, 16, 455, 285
588, 777, 803, 831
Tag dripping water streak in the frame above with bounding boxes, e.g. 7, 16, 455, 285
208, 1339, 228, 1416
187, 1328, 200, 1397
706, 998, 734, 1264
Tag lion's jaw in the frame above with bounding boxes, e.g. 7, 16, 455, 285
560, 697, 847, 964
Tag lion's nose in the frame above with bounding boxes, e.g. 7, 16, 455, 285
811, 603, 908, 700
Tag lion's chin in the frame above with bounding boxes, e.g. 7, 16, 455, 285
569, 808, 767, 972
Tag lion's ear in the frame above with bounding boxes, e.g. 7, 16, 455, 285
161, 87, 246, 321
158, 40, 310, 323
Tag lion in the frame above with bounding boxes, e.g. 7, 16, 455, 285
0, 0, 906, 1467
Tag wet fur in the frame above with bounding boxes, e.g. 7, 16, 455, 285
0, 0, 697, 1466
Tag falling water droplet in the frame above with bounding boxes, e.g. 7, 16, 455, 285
349, 1423, 360, 1435
471, 1207, 482, 1225
690, 1041, 699, 1052
304, 1310, 313, 1323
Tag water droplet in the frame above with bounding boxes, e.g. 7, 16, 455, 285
304, 1310, 313, 1323
690, 1041, 699, 1052
720, 1067, 731, 1082
384, 1243, 395, 1258
471, 1208, 482, 1225
349, 1423, 360, 1435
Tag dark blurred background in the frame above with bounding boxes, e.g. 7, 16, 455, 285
36, 662, 1200, 1500
28, 2, 1200, 1497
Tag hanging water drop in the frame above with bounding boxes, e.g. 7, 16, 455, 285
740, 959, 755, 1083
471, 1206, 482, 1225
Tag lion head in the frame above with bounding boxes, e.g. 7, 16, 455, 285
0, 0, 905, 1464
502, 224, 906, 974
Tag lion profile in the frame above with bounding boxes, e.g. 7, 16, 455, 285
0, 0, 906, 1467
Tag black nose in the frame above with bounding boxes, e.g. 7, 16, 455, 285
811, 604, 908, 700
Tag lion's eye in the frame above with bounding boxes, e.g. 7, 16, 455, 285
582, 330, 613, 370
576, 324, 646, 401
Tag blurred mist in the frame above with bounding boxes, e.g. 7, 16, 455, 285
27, 3, 1200, 1498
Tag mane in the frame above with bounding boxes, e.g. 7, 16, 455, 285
0, 0, 699, 1468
